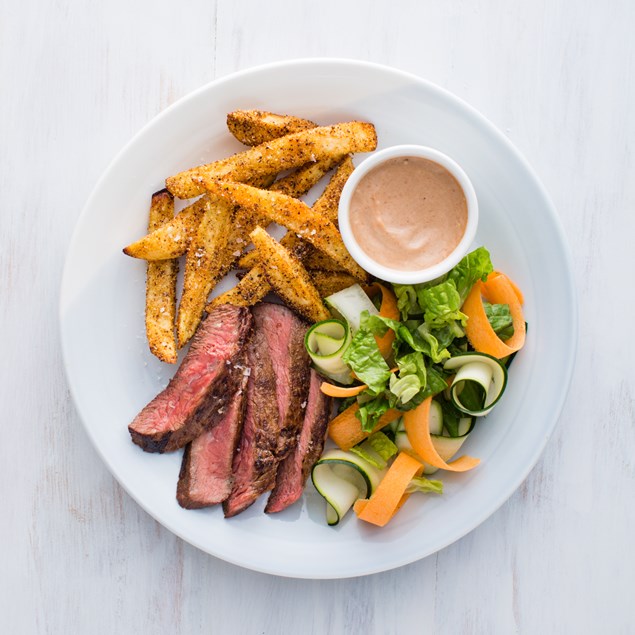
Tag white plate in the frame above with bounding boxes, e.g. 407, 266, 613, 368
60, 59, 576, 579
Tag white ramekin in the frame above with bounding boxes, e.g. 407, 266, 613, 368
338, 144, 478, 284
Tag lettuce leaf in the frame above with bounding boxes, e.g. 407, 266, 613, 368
356, 393, 392, 431
342, 325, 391, 394
406, 476, 444, 495
416, 280, 466, 327
446, 246, 494, 303
339, 248, 495, 433
393, 284, 420, 320
350, 431, 398, 469
484, 302, 514, 340
368, 431, 398, 461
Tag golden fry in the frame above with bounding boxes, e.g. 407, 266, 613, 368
250, 227, 330, 323
227, 110, 316, 146
208, 161, 360, 311
237, 155, 350, 269
166, 121, 377, 199
124, 196, 207, 260
312, 155, 355, 224
229, 155, 338, 266
201, 180, 367, 281
309, 270, 359, 297
145, 189, 178, 363
209, 265, 269, 309
176, 197, 235, 347
302, 247, 347, 272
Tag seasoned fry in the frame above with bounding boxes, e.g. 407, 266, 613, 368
250, 227, 330, 323
270, 154, 343, 198
237, 155, 353, 270
302, 247, 347, 272
125, 154, 337, 263
230, 155, 339, 266
124, 196, 207, 260
312, 155, 355, 225
173, 156, 335, 346
166, 121, 377, 199
123, 173, 276, 262
208, 161, 359, 312
310, 270, 359, 297
212, 266, 270, 308
201, 180, 367, 281
176, 197, 235, 347
145, 189, 178, 363
227, 110, 316, 146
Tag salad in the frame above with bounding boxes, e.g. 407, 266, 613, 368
305, 247, 527, 527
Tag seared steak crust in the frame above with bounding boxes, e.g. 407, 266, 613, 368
128, 305, 253, 453
266, 369, 332, 513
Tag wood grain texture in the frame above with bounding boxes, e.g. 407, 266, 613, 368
2, 0, 634, 633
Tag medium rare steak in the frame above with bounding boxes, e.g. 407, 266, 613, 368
176, 365, 249, 508
253, 303, 310, 460
128, 305, 253, 453
265, 369, 332, 513
223, 307, 282, 517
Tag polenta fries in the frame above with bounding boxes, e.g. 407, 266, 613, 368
200, 180, 367, 281
125, 110, 375, 358
124, 196, 207, 260
227, 110, 316, 146
310, 270, 359, 298
177, 197, 235, 347
250, 227, 330, 323
144, 190, 178, 363
166, 121, 376, 198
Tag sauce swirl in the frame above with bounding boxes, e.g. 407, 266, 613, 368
349, 156, 468, 271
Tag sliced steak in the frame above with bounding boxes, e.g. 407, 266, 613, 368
253, 303, 310, 459
265, 369, 332, 513
128, 305, 253, 453
176, 364, 249, 509
223, 309, 282, 517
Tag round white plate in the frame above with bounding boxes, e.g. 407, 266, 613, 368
60, 59, 576, 579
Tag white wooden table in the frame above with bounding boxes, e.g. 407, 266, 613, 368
2, 1, 633, 632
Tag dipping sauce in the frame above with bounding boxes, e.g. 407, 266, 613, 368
349, 156, 468, 271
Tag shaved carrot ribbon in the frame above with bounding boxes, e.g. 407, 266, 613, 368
403, 397, 480, 472
366, 282, 399, 358
354, 452, 424, 526
320, 383, 367, 398
321, 368, 398, 398
493, 270, 524, 304
328, 403, 400, 451
462, 272, 526, 359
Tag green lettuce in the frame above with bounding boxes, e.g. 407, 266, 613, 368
338, 248, 495, 432
416, 280, 466, 327
342, 327, 391, 394
406, 476, 444, 495
484, 302, 514, 340
368, 431, 398, 461
356, 393, 392, 431
446, 246, 494, 303
350, 431, 398, 469
393, 284, 420, 320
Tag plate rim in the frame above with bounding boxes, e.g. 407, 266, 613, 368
59, 57, 578, 579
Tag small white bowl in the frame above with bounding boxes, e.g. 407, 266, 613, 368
338, 144, 479, 284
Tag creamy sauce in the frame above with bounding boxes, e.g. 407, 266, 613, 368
349, 157, 468, 271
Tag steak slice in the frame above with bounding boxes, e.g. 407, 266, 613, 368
252, 303, 310, 460
223, 308, 282, 517
128, 305, 253, 453
176, 364, 249, 509
265, 369, 332, 513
